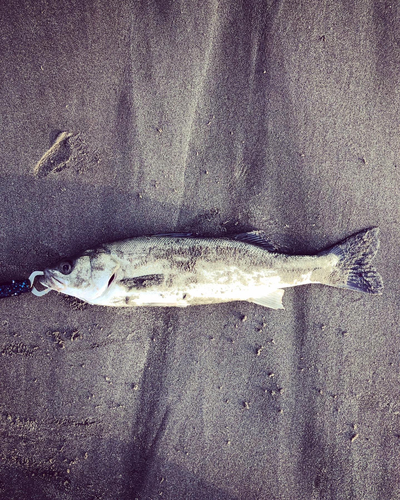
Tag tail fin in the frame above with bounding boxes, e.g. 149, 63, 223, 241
320, 227, 383, 294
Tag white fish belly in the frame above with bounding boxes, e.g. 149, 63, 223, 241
94, 263, 285, 307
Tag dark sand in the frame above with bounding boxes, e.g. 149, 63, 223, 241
1, 1, 399, 499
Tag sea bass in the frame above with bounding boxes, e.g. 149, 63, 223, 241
39, 228, 383, 309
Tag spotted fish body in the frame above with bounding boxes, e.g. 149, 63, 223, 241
39, 228, 383, 309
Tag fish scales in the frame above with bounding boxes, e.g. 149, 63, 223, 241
39, 228, 383, 309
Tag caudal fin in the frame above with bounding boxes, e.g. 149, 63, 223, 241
320, 227, 383, 294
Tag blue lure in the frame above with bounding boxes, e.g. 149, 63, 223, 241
0, 271, 50, 299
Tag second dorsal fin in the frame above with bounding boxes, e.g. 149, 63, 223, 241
234, 230, 280, 252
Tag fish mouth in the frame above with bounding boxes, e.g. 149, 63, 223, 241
39, 270, 65, 292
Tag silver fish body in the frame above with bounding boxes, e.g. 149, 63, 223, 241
39, 228, 383, 309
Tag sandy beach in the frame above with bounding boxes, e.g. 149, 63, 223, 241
1, 1, 399, 498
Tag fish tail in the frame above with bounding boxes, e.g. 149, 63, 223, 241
319, 227, 383, 294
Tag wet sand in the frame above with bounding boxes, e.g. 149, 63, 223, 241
0, 1, 399, 499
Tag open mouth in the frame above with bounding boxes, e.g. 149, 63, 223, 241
39, 271, 64, 291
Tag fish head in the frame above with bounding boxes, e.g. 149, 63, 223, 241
40, 250, 119, 303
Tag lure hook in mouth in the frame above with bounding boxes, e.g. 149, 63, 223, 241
29, 271, 51, 296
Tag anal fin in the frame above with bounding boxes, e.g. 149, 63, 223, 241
248, 289, 285, 309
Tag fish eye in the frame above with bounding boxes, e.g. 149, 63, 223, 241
59, 261, 73, 275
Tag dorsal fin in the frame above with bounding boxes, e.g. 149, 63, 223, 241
151, 232, 194, 238
234, 230, 280, 252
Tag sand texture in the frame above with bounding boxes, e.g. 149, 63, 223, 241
0, 1, 399, 499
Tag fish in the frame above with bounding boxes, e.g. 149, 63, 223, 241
38, 227, 383, 309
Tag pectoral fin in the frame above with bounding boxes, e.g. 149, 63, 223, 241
248, 289, 285, 309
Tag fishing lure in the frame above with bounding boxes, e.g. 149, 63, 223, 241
0, 271, 50, 299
